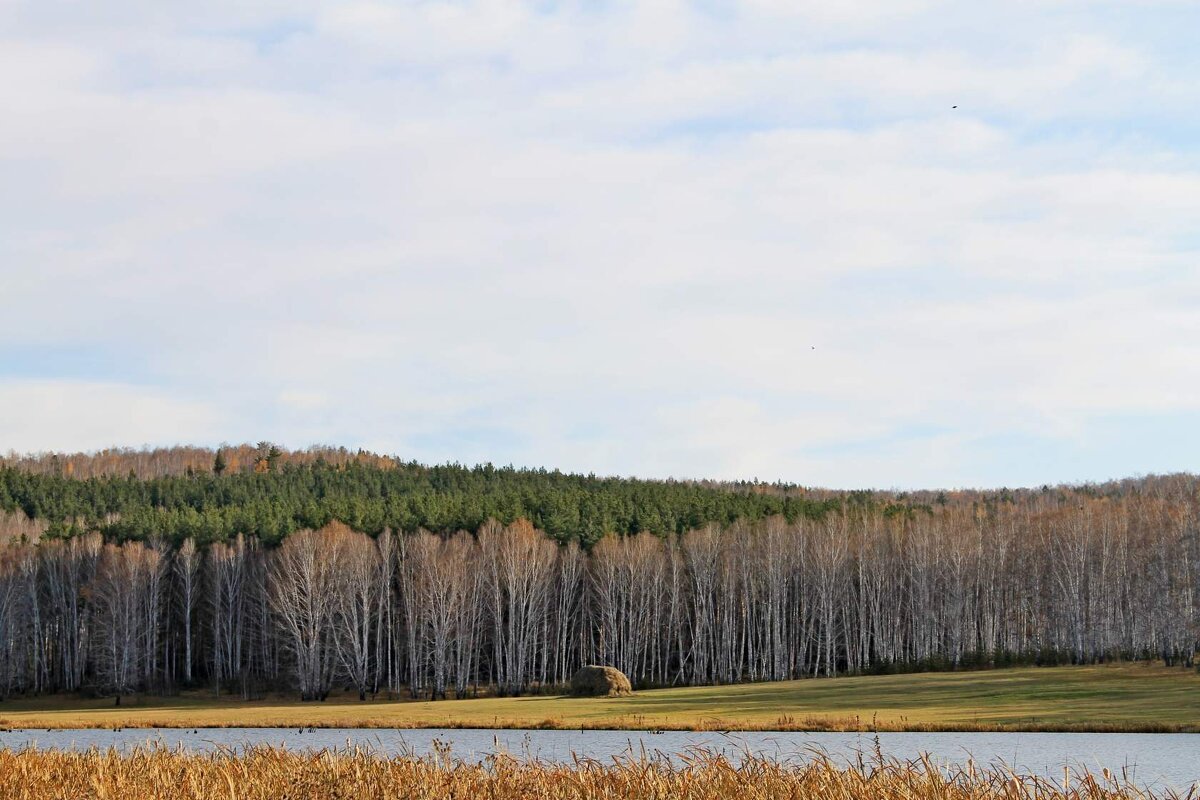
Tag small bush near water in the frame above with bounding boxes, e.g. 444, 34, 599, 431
0, 745, 1188, 800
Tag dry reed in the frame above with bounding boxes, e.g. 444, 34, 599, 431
0, 745, 1189, 800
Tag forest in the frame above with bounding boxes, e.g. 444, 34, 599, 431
0, 444, 838, 546
0, 445, 1196, 700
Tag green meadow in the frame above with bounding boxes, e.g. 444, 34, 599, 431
0, 664, 1196, 732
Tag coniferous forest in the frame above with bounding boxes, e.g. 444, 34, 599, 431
0, 444, 1196, 701
0, 444, 836, 547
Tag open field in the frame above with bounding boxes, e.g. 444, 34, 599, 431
0, 746, 1182, 800
0, 664, 1197, 732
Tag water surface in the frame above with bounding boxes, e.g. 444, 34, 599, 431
1, 728, 1195, 793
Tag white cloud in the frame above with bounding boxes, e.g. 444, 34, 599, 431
0, 380, 224, 453
1, 0, 1199, 487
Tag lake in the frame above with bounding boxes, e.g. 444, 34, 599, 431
1, 728, 1196, 793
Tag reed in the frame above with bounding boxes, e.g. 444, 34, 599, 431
0, 745, 1188, 800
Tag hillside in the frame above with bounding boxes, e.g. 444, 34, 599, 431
0, 446, 1195, 704
2, 444, 1193, 546
0, 444, 841, 546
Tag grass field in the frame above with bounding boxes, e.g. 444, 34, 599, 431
0, 664, 1197, 732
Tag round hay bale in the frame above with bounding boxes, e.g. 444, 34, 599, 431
570, 665, 632, 697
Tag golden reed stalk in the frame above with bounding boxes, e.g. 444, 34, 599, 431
0, 745, 1186, 800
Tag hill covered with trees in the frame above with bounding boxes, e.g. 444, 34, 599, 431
0, 445, 1195, 702
0, 444, 840, 546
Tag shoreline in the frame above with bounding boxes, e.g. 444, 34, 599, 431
2, 716, 1198, 735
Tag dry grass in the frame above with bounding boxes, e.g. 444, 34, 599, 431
1, 664, 1198, 732
0, 745, 1188, 800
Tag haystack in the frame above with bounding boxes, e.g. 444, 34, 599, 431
570, 665, 632, 697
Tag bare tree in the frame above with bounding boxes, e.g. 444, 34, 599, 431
334, 526, 379, 700
271, 526, 343, 701
374, 528, 397, 695
91, 541, 162, 700
174, 538, 200, 684
209, 535, 252, 694
480, 519, 557, 695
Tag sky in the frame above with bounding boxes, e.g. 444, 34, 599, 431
2, 1, 1199, 489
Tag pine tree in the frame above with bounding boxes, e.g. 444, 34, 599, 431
267, 446, 282, 472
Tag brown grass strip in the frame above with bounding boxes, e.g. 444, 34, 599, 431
0, 745, 1190, 800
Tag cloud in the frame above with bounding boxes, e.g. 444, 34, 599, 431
0, 380, 224, 454
1, 1, 1198, 487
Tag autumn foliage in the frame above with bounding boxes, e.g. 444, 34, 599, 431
0, 447, 1195, 701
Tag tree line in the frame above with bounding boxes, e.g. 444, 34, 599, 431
0, 474, 1195, 700
0, 445, 836, 548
